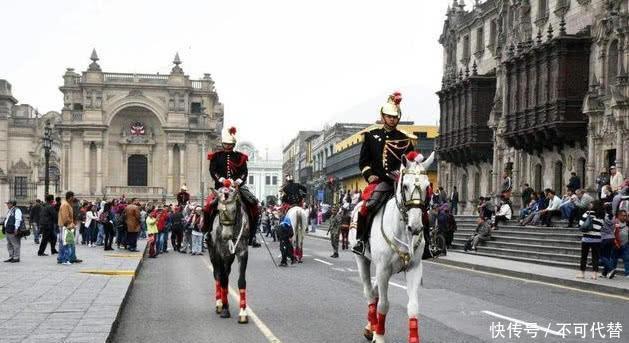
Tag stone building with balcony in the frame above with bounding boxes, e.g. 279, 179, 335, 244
56, 50, 223, 202
437, 0, 628, 213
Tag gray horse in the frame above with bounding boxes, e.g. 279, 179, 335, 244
205, 186, 250, 324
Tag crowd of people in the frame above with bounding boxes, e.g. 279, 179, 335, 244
461, 165, 629, 280
1, 184, 267, 264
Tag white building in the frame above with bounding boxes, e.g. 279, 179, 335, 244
237, 142, 282, 205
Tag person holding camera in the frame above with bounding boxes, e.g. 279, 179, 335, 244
3, 200, 23, 263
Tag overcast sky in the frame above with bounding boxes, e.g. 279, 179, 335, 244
2, 0, 462, 159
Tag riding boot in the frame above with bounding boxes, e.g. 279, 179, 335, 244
352, 214, 368, 255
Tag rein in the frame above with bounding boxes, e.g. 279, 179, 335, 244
217, 191, 246, 255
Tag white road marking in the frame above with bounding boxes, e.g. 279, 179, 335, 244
302, 254, 312, 257
314, 258, 333, 266
202, 258, 282, 343
346, 268, 358, 272
481, 310, 563, 337
370, 277, 408, 290
332, 267, 346, 272
388, 281, 407, 290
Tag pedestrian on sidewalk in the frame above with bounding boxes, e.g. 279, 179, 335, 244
309, 204, 317, 232
38, 194, 58, 256
170, 206, 183, 251
140, 206, 147, 239
146, 210, 159, 258
607, 209, 628, 279
3, 200, 23, 263
114, 203, 127, 249
277, 217, 295, 266
85, 205, 98, 247
30, 199, 42, 244
599, 210, 617, 278
58, 191, 82, 265
577, 200, 604, 279
327, 206, 341, 258
101, 203, 115, 251
124, 199, 141, 252
190, 207, 204, 255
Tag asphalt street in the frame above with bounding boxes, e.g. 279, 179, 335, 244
111, 235, 627, 343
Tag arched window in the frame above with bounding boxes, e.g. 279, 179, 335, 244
537, 0, 548, 20
554, 161, 564, 193
608, 40, 619, 87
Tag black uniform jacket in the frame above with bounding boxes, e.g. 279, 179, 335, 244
208, 149, 248, 189
358, 127, 415, 184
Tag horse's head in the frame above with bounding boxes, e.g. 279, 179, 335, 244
213, 185, 241, 241
397, 151, 435, 233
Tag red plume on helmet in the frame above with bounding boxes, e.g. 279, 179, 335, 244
228, 127, 237, 135
392, 91, 402, 105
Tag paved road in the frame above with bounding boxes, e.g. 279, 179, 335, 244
111, 235, 627, 343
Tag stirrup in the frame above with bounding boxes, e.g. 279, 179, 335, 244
352, 241, 366, 256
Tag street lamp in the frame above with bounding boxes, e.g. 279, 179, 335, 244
43, 121, 52, 196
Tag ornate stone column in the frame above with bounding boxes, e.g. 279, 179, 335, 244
586, 121, 596, 191
84, 142, 90, 194
167, 143, 174, 194
179, 145, 186, 188
615, 120, 624, 172
96, 143, 103, 195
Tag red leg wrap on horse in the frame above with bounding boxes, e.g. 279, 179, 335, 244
409, 318, 420, 343
368, 303, 377, 330
239, 289, 246, 309
221, 288, 228, 305
215, 281, 221, 300
376, 313, 386, 335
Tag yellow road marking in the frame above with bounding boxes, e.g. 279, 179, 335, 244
426, 261, 629, 301
201, 258, 282, 343
79, 270, 135, 276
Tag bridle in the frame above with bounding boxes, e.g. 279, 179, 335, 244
218, 191, 241, 226
216, 189, 246, 255
395, 167, 427, 227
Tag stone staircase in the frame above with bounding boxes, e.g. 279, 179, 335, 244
452, 215, 625, 271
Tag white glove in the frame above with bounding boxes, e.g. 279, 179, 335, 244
235, 178, 243, 185
219, 177, 225, 183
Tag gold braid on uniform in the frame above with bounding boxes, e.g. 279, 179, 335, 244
383, 139, 411, 162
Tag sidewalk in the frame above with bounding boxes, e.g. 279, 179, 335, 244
0, 237, 146, 343
306, 225, 629, 297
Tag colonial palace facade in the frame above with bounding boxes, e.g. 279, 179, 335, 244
437, 0, 628, 213
0, 51, 223, 210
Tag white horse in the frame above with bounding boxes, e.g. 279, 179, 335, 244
352, 152, 434, 343
285, 206, 308, 263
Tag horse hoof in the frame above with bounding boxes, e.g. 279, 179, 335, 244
238, 315, 249, 324
363, 328, 373, 341
372, 333, 385, 343
220, 308, 231, 318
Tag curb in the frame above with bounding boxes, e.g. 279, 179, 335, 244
106, 243, 148, 343
432, 257, 629, 297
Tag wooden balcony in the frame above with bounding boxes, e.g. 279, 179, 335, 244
436, 72, 496, 165
502, 33, 591, 152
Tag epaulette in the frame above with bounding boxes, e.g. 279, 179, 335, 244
399, 129, 417, 139
361, 127, 380, 135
